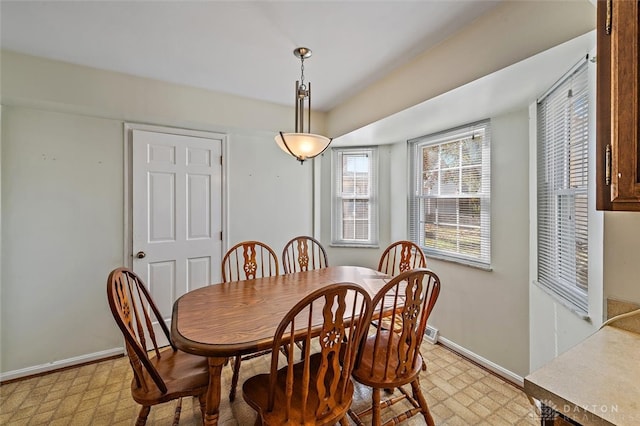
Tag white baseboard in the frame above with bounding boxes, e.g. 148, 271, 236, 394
1, 339, 524, 387
0, 347, 124, 382
437, 336, 524, 387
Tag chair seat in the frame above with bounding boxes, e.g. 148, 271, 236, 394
132, 348, 209, 405
351, 331, 423, 389
243, 353, 354, 425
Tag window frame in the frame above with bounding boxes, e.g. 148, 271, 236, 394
408, 120, 492, 269
535, 57, 590, 314
330, 147, 379, 247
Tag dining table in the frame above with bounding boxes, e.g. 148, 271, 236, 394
170, 265, 390, 426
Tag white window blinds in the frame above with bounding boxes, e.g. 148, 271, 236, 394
537, 58, 589, 313
409, 120, 491, 268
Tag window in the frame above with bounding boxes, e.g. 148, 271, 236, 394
331, 147, 378, 246
409, 121, 491, 268
537, 58, 589, 313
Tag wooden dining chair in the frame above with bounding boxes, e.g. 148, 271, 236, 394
348, 268, 441, 426
222, 240, 279, 282
222, 240, 280, 401
281, 235, 329, 274
106, 267, 208, 426
242, 282, 373, 426
377, 240, 429, 371
282, 236, 330, 360
377, 240, 427, 276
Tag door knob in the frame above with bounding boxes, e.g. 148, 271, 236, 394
135, 251, 146, 259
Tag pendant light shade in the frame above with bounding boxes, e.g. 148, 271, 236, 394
275, 132, 332, 163
276, 47, 332, 164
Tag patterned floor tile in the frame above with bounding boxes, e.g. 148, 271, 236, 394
0, 343, 537, 425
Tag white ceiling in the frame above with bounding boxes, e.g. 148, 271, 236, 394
0, 0, 501, 112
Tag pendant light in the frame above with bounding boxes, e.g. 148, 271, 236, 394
275, 47, 332, 164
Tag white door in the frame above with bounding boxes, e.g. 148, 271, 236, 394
132, 128, 223, 345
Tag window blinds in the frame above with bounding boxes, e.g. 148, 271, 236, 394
537, 58, 589, 313
408, 120, 491, 268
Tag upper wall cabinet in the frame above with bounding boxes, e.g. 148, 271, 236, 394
596, 0, 640, 211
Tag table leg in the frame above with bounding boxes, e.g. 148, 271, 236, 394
203, 357, 226, 426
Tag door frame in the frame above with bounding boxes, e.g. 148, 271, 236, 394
123, 123, 229, 268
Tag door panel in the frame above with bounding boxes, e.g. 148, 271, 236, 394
187, 174, 211, 239
132, 128, 223, 346
149, 172, 176, 241
149, 260, 177, 321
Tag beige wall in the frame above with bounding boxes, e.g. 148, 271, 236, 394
0, 51, 327, 136
2, 107, 124, 370
0, 53, 316, 376
603, 212, 640, 305
321, 109, 531, 377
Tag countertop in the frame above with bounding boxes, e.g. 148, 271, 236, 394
524, 325, 640, 425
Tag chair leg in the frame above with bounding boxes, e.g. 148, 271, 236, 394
198, 393, 206, 419
420, 350, 427, 371
172, 398, 183, 426
135, 406, 151, 426
230, 355, 242, 401
348, 408, 365, 426
411, 379, 435, 426
339, 416, 350, 426
372, 387, 382, 426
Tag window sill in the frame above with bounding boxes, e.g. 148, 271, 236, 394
330, 243, 379, 249
532, 280, 591, 322
424, 252, 493, 271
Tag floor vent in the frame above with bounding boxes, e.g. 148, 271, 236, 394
424, 325, 439, 344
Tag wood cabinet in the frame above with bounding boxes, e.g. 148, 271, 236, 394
596, 0, 640, 211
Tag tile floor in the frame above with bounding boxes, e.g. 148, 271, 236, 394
0, 342, 539, 425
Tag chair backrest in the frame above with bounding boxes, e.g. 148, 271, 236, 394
107, 267, 171, 393
281, 235, 329, 274
361, 268, 440, 382
267, 283, 372, 422
222, 240, 279, 282
378, 240, 427, 276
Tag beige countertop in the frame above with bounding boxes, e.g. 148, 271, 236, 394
524, 326, 640, 426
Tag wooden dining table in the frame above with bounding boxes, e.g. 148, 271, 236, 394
170, 265, 389, 426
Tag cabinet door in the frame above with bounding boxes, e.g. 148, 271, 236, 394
596, 0, 640, 211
